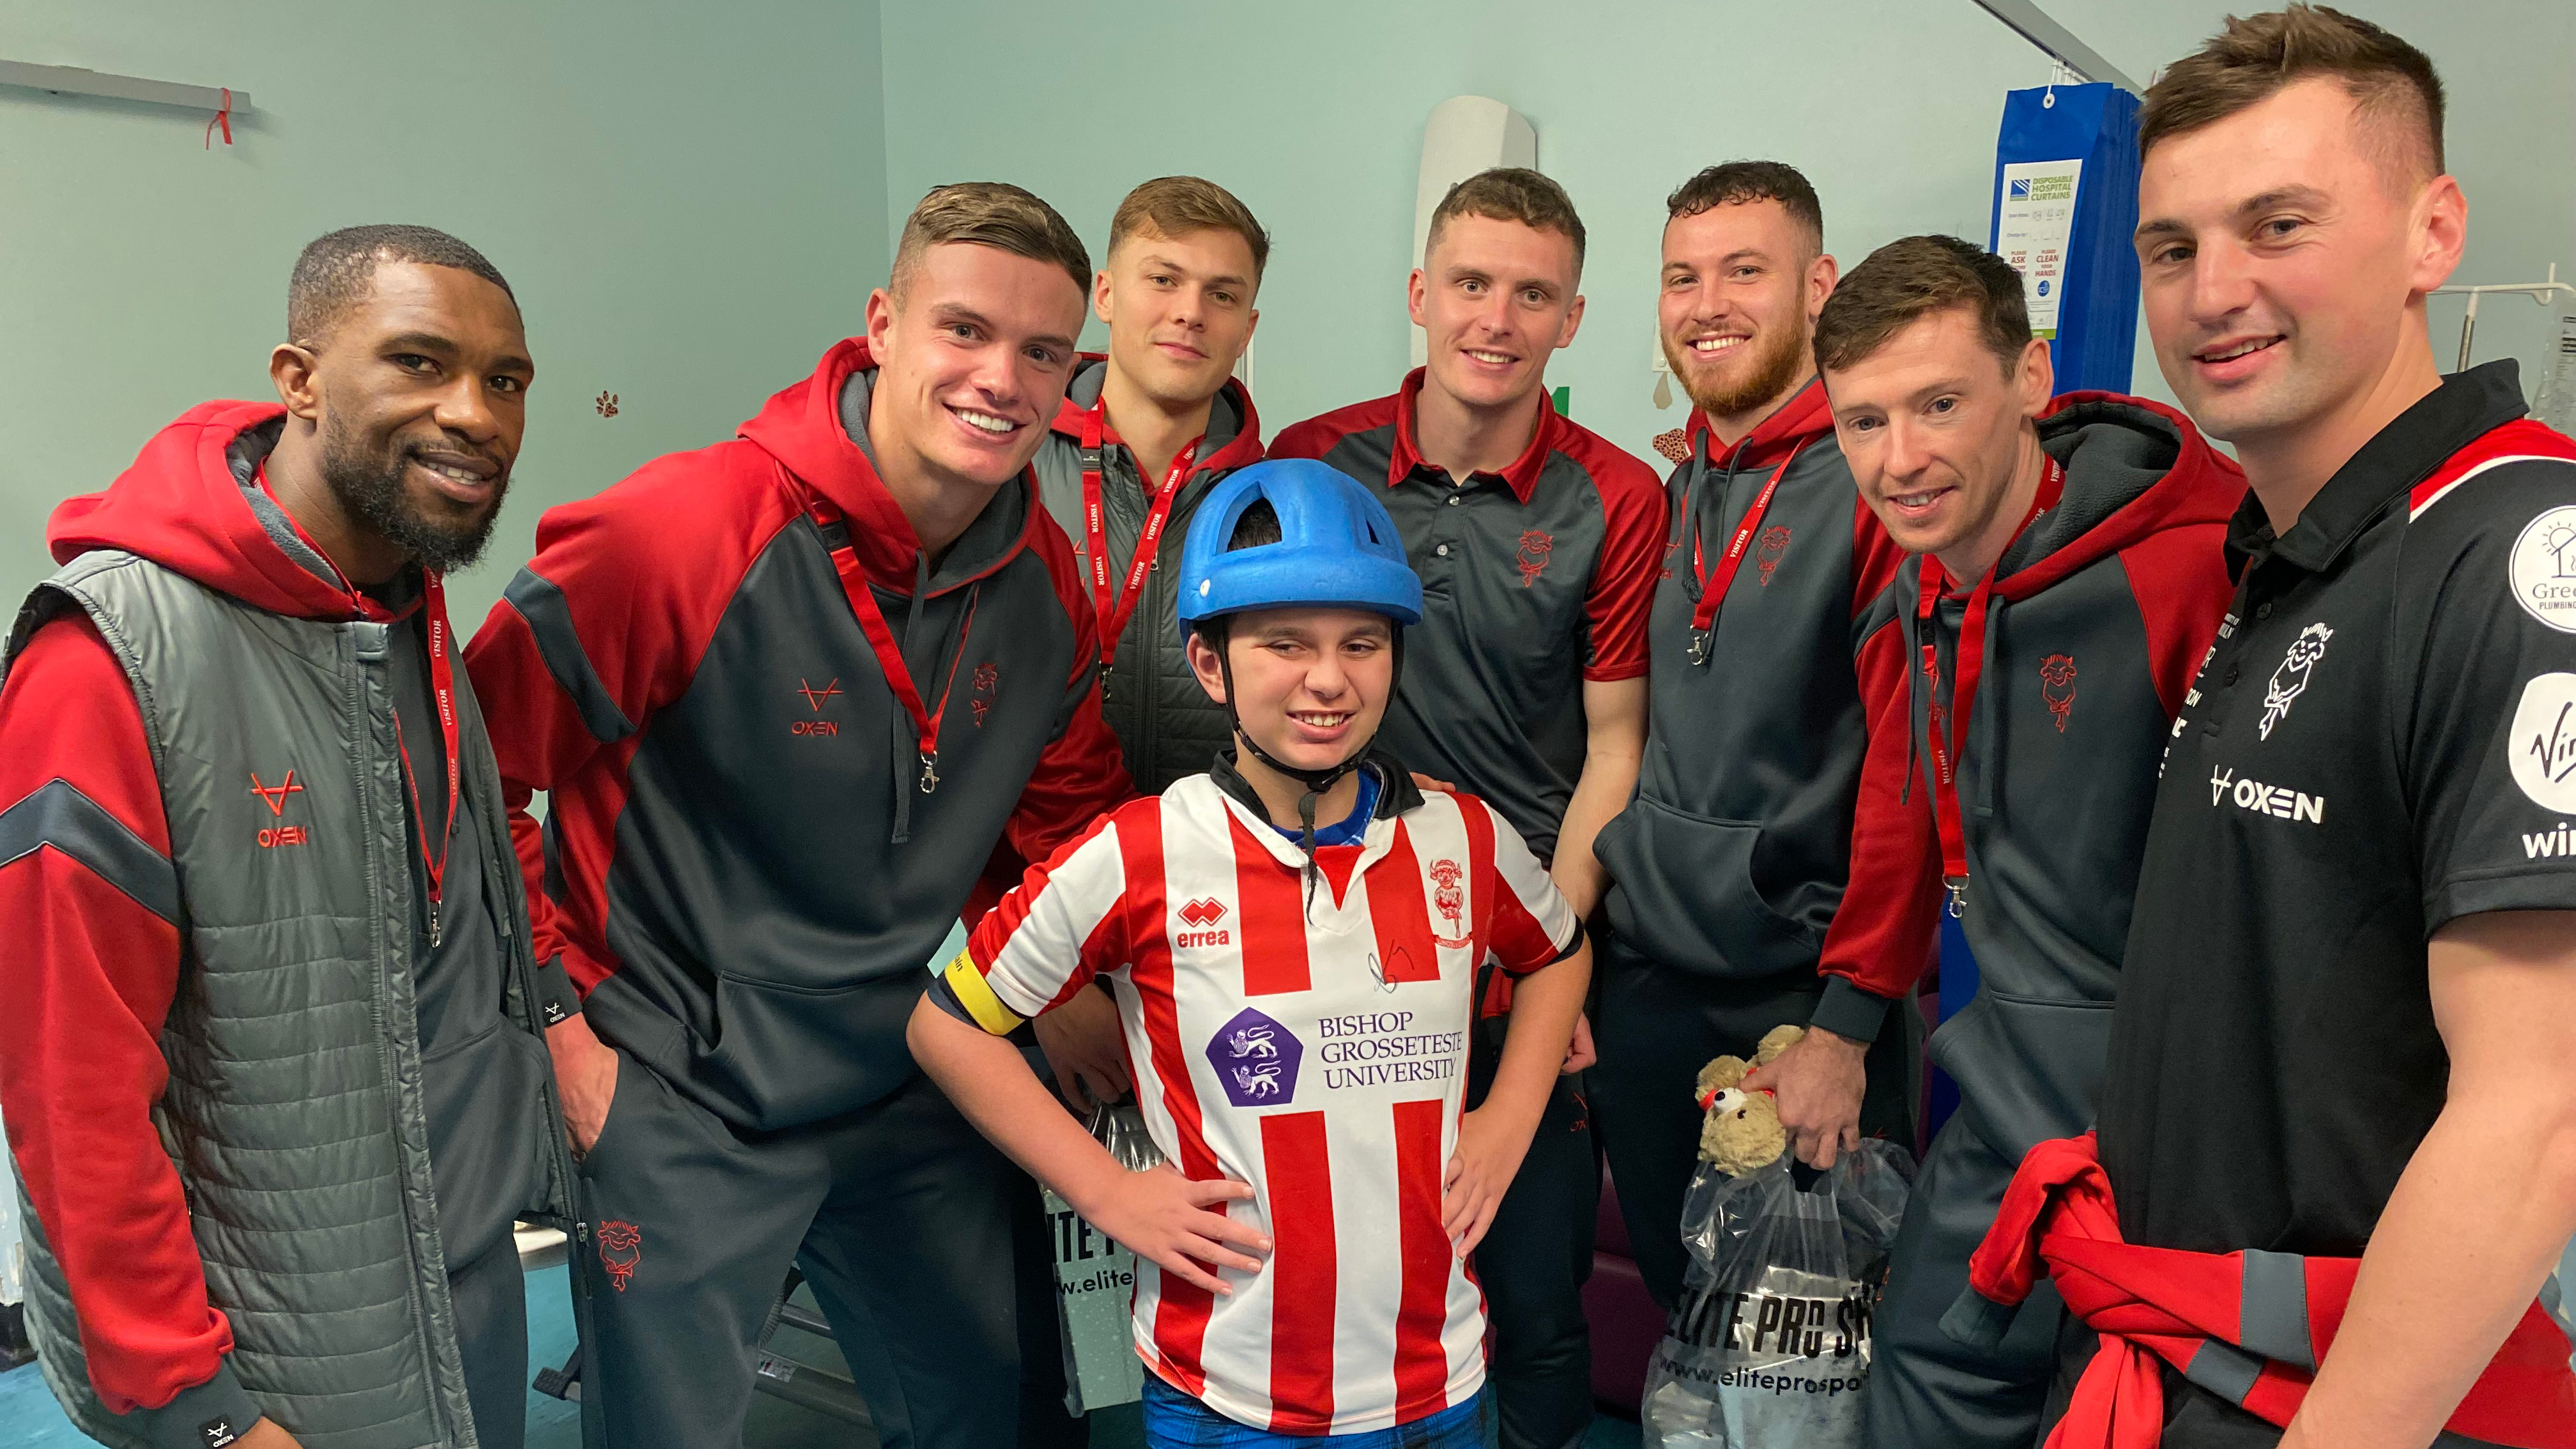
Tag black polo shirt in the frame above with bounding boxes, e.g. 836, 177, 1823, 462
2097, 362, 2576, 1267
1270, 371, 1664, 861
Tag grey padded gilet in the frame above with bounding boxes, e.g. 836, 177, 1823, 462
4, 548, 576, 1449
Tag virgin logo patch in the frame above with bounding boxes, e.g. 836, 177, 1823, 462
597, 1220, 643, 1291
198, 1416, 240, 1448
2509, 673, 2576, 812
2039, 654, 2077, 732
1755, 526, 1793, 586
1515, 530, 1554, 588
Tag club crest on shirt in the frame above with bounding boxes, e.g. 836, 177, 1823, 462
2510, 505, 2576, 634
2260, 622, 2334, 740
1427, 857, 1470, 948
1206, 1008, 1303, 1107
2039, 654, 2077, 732
1516, 530, 1554, 588
1756, 526, 1793, 586
2508, 672, 2576, 813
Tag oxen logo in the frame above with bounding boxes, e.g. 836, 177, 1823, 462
1515, 530, 1555, 588
597, 1220, 643, 1291
970, 662, 999, 727
250, 769, 309, 848
1427, 857, 1470, 949
1204, 1007, 1303, 1107
2039, 654, 2077, 733
1755, 526, 1793, 586
2260, 622, 2333, 740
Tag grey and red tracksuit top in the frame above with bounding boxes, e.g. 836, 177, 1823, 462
466, 338, 1133, 1131
1269, 370, 1666, 866
1593, 378, 1923, 1043
1031, 358, 1265, 794
1834, 394, 2241, 1157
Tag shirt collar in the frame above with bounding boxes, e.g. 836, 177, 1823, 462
1388, 367, 1558, 503
2226, 360, 2531, 578
1687, 374, 1834, 473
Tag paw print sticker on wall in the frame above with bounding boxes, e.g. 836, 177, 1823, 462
595, 392, 620, 418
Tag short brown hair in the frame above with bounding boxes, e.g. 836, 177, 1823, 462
2141, 5, 2444, 181
1110, 176, 1272, 284
891, 181, 1091, 305
1814, 234, 2031, 377
1426, 167, 1586, 272
1666, 160, 1824, 255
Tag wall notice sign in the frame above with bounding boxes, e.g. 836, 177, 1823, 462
1997, 160, 2083, 339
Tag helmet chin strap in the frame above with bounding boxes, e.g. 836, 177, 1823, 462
1211, 628, 1406, 916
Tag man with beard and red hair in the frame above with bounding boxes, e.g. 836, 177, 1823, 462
0, 226, 577, 1449
1589, 162, 1926, 1307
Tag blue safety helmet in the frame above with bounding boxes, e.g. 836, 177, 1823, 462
1174, 459, 1424, 646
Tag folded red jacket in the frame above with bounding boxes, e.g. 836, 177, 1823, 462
1943, 1131, 2576, 1449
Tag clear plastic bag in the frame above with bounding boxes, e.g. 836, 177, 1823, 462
1046, 1101, 1165, 1414
1642, 1139, 1915, 1448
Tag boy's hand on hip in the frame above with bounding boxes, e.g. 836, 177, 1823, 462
1561, 1011, 1597, 1074
544, 1013, 620, 1156
1034, 986, 1131, 1114
1443, 1105, 1535, 1258
1082, 1165, 1268, 1297
1741, 1027, 1866, 1170
238, 1418, 303, 1448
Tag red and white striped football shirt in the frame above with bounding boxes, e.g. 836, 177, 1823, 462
943, 774, 1579, 1435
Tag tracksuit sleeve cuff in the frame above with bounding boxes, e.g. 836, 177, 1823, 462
532, 957, 583, 1026
1939, 1285, 2022, 1350
126, 1358, 263, 1449
1809, 976, 1896, 1043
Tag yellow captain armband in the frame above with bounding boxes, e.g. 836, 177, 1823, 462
942, 951, 1026, 1036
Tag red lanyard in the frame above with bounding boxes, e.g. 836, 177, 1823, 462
1687, 440, 1809, 665
1915, 456, 2064, 917
389, 572, 463, 947
816, 503, 980, 793
1080, 402, 1199, 694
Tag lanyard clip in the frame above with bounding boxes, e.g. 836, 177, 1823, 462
919, 751, 942, 794
429, 912, 443, 949
1688, 629, 1713, 667
1942, 875, 1968, 919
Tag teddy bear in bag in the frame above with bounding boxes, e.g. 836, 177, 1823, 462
1694, 1024, 1805, 1176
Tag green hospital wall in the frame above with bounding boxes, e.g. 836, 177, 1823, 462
0, 0, 891, 633
878, 0, 2573, 464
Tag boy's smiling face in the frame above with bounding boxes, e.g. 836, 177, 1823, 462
1187, 606, 1394, 773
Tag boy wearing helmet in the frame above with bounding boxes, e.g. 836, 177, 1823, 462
908, 459, 1592, 1445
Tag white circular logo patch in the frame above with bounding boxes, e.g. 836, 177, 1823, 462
2508, 672, 2576, 811
2509, 507, 2576, 634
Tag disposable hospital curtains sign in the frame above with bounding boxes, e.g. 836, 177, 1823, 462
1997, 160, 2082, 340
1048, 1103, 1165, 1413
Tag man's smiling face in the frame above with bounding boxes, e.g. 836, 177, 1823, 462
2135, 76, 2445, 448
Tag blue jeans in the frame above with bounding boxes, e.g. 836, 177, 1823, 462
1140, 1374, 1489, 1447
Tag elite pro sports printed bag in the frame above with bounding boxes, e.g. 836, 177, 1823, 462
1643, 1140, 1913, 1448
